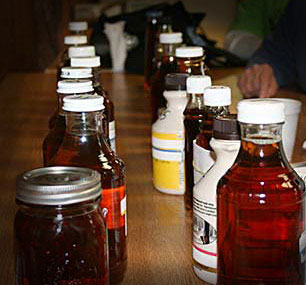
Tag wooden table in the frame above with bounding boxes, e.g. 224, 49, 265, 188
0, 69, 306, 284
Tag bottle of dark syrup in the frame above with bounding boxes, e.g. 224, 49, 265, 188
217, 99, 305, 284
183, 75, 212, 210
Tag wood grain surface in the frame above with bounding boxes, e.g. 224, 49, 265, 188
0, 70, 305, 284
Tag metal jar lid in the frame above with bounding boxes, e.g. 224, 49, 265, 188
213, 114, 240, 140
16, 167, 101, 206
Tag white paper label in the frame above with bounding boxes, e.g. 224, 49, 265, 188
120, 196, 127, 236
109, 120, 116, 151
193, 140, 215, 184
300, 231, 306, 264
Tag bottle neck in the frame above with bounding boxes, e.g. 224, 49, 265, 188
160, 43, 181, 56
186, 93, 205, 110
176, 56, 205, 74
205, 105, 230, 117
164, 91, 187, 111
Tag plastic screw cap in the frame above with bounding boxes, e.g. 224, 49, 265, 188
187, 75, 212, 94
68, 46, 96, 58
71, 56, 101, 68
57, 79, 93, 94
159, 32, 183, 44
175, 46, 203, 58
204, 86, 231, 106
64, 35, 87, 45
61, 67, 93, 79
237, 99, 285, 124
69, 21, 88, 32
63, 94, 104, 112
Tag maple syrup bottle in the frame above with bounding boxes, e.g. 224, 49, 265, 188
184, 75, 212, 210
175, 46, 205, 75
217, 99, 305, 285
194, 86, 231, 185
47, 95, 127, 284
42, 80, 95, 165
69, 21, 88, 35
71, 56, 117, 151
150, 32, 183, 122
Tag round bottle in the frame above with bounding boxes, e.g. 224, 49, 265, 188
47, 95, 127, 284
69, 21, 88, 35
217, 99, 305, 284
193, 86, 231, 185
15, 166, 108, 284
152, 73, 188, 195
71, 56, 116, 151
43, 80, 95, 165
150, 32, 183, 122
184, 75, 212, 210
193, 115, 240, 284
175, 46, 205, 75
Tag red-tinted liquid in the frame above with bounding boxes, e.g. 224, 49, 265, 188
184, 109, 207, 210
47, 132, 127, 284
217, 141, 305, 284
15, 202, 108, 284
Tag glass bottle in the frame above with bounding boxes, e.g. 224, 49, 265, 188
184, 75, 212, 210
150, 32, 183, 122
69, 21, 88, 36
71, 56, 117, 152
15, 166, 108, 284
217, 99, 305, 284
47, 95, 127, 284
193, 115, 240, 285
194, 86, 231, 185
175, 46, 205, 75
42, 80, 95, 165
144, 10, 163, 91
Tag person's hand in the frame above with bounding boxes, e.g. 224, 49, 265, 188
238, 64, 279, 98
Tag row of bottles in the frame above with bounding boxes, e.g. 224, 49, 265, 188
15, 21, 126, 284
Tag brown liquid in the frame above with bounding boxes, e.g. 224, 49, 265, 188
47, 132, 127, 284
196, 114, 214, 151
184, 109, 207, 210
15, 202, 108, 284
176, 56, 205, 75
217, 140, 305, 284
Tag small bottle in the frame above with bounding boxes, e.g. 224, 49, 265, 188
193, 115, 240, 285
47, 95, 127, 284
69, 21, 88, 35
193, 86, 231, 185
42, 80, 95, 165
150, 32, 183, 122
184, 75, 212, 210
175, 46, 205, 75
144, 10, 163, 91
217, 99, 305, 284
71, 56, 116, 151
152, 73, 189, 195
15, 166, 108, 284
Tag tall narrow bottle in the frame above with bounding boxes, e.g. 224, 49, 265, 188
193, 86, 231, 185
217, 99, 305, 284
47, 95, 127, 284
184, 75, 212, 210
193, 115, 240, 284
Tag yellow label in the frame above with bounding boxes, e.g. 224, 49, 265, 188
152, 132, 182, 141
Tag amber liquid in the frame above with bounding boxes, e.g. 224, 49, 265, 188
15, 203, 108, 284
217, 141, 305, 284
150, 55, 176, 122
47, 132, 127, 284
196, 114, 213, 151
175, 57, 205, 75
184, 109, 207, 210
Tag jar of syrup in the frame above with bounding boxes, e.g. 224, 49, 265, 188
47, 95, 127, 284
150, 32, 183, 122
15, 166, 108, 284
71, 56, 117, 152
217, 99, 306, 284
184, 75, 212, 210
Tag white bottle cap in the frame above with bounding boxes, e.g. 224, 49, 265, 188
159, 32, 183, 44
71, 56, 101, 68
68, 45, 96, 58
269, 98, 302, 115
61, 67, 92, 79
175, 46, 203, 58
69, 21, 88, 32
187, 75, 212, 94
204, 86, 231, 106
57, 80, 93, 94
237, 99, 285, 124
63, 94, 104, 112
64, 35, 87, 45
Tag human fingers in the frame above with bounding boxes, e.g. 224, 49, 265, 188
259, 64, 278, 98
